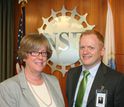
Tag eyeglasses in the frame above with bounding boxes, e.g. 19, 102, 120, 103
28, 51, 47, 57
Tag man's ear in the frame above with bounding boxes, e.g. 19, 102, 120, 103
101, 47, 105, 56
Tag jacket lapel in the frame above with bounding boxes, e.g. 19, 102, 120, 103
42, 73, 64, 107
73, 66, 82, 94
18, 71, 40, 107
70, 66, 82, 106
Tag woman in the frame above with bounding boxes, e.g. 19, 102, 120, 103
0, 33, 65, 107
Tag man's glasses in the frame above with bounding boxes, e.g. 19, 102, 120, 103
28, 51, 47, 57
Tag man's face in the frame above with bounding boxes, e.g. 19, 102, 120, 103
79, 34, 104, 68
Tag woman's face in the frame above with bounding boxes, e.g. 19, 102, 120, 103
24, 46, 48, 73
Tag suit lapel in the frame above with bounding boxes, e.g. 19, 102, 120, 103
87, 62, 108, 106
70, 66, 82, 106
73, 66, 82, 93
18, 71, 40, 107
42, 73, 64, 107
43, 75, 58, 106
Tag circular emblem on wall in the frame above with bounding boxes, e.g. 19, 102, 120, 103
38, 6, 95, 75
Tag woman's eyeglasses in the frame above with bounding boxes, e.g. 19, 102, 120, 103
28, 51, 47, 57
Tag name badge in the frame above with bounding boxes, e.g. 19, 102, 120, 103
95, 86, 108, 107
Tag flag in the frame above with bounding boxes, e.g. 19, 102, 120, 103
17, 6, 25, 49
103, 0, 116, 69
17, 0, 28, 50
16, 1, 26, 73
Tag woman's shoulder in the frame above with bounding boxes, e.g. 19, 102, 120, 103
0, 74, 20, 89
0, 75, 21, 96
41, 72, 57, 80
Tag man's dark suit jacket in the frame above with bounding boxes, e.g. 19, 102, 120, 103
66, 62, 124, 107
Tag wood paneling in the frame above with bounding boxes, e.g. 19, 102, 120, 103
15, 0, 124, 106
112, 0, 124, 73
116, 54, 124, 72
113, 0, 124, 53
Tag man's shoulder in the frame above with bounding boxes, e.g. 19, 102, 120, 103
67, 65, 82, 76
103, 64, 124, 80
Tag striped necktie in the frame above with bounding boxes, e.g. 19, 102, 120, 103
75, 70, 90, 107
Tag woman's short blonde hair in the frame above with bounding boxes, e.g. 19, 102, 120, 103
18, 33, 52, 61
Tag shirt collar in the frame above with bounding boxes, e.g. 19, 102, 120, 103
81, 62, 101, 77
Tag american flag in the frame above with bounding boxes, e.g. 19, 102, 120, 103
17, 6, 25, 49
16, 0, 27, 73
17, 5, 25, 61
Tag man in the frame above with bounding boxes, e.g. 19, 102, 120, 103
66, 30, 124, 107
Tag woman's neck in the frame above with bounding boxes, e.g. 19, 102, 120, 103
25, 68, 43, 85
